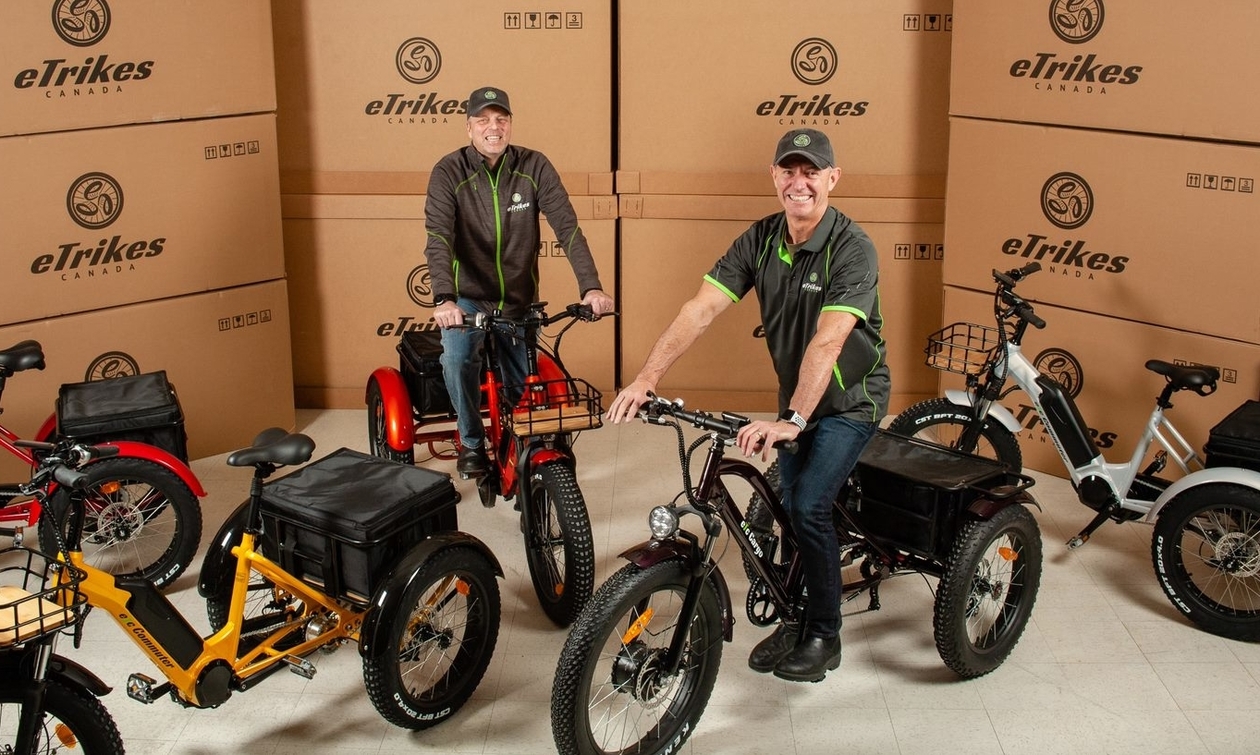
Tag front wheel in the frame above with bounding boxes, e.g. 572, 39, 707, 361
887, 397, 1023, 472
362, 546, 501, 730
0, 677, 125, 755
40, 456, 202, 589
934, 504, 1042, 678
551, 560, 723, 755
367, 376, 415, 465
1152, 483, 1260, 641
524, 462, 595, 627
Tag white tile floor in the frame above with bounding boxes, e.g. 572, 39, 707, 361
57, 408, 1260, 755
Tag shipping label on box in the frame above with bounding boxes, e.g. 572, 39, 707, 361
936, 286, 1260, 478
0, 114, 285, 326
618, 0, 952, 195
943, 117, 1260, 344
1, 0, 276, 137
950, 0, 1260, 142
0, 280, 294, 479
273, 1, 612, 190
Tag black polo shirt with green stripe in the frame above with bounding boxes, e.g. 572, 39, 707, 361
703, 206, 890, 424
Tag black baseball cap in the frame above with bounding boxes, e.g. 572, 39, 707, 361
773, 128, 834, 169
467, 86, 512, 117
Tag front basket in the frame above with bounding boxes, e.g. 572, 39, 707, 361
505, 378, 604, 437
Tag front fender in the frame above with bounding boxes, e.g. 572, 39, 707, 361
1147, 466, 1260, 522
50, 654, 113, 697
196, 501, 250, 599
93, 439, 208, 497
368, 367, 415, 453
944, 389, 1022, 434
358, 531, 503, 658
619, 539, 734, 642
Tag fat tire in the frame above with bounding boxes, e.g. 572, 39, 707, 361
367, 377, 415, 466
1152, 483, 1260, 641
525, 462, 595, 627
40, 455, 201, 590
362, 546, 500, 730
551, 560, 723, 755
0, 677, 125, 755
888, 397, 1023, 472
934, 504, 1042, 678
742, 461, 784, 583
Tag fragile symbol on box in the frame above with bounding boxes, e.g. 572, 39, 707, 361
218, 310, 272, 331
904, 14, 951, 32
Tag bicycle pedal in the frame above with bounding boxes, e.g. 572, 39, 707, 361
283, 655, 317, 679
126, 673, 169, 704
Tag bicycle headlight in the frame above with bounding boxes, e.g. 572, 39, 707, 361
647, 506, 679, 540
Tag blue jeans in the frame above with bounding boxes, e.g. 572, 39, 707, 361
439, 298, 528, 451
777, 414, 878, 639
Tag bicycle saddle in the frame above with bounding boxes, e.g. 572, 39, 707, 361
226, 428, 316, 468
0, 340, 46, 376
1145, 359, 1219, 393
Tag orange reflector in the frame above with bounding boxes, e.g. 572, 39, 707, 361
54, 723, 78, 747
998, 546, 1018, 562
455, 579, 470, 596
621, 608, 655, 645
99, 481, 121, 495
554, 583, 565, 597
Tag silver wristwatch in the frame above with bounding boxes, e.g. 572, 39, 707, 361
778, 409, 807, 431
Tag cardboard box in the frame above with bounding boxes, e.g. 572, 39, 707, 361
281, 194, 617, 409
618, 0, 953, 196
0, 280, 295, 480
619, 195, 945, 413
271, 1, 613, 194
934, 285, 1260, 477
950, 0, 1260, 142
0, 114, 285, 326
1, 0, 276, 137
943, 117, 1260, 344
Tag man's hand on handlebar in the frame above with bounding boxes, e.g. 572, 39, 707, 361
581, 289, 615, 319
606, 379, 655, 424
736, 419, 800, 462
433, 300, 465, 329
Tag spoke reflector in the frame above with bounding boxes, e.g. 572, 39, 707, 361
621, 608, 655, 644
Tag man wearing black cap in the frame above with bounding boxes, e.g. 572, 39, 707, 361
607, 127, 890, 683
426, 86, 615, 479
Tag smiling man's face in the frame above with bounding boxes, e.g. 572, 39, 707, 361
467, 107, 512, 165
773, 158, 839, 226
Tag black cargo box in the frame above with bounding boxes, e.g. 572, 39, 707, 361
398, 330, 454, 417
56, 371, 188, 462
1205, 400, 1260, 474
260, 448, 460, 602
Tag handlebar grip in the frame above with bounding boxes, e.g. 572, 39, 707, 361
1016, 304, 1046, 329
53, 465, 90, 490
993, 262, 1042, 288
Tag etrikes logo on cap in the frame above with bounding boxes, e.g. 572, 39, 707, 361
11, 0, 154, 99
1006, 0, 1142, 96
29, 172, 166, 279
999, 170, 1128, 278
363, 37, 463, 125
754, 37, 867, 126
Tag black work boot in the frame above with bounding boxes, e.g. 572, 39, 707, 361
773, 633, 841, 683
456, 446, 489, 479
748, 622, 800, 673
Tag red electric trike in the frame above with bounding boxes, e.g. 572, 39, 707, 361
366, 302, 609, 626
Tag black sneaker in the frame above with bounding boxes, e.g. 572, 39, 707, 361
457, 447, 489, 478
748, 622, 800, 673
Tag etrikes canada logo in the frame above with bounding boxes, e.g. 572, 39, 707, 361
1007, 0, 1142, 96
999, 171, 1128, 278
755, 37, 867, 127
364, 37, 465, 125
31, 172, 165, 279
12, 0, 155, 100
377, 264, 439, 337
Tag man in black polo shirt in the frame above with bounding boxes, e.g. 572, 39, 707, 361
606, 127, 890, 683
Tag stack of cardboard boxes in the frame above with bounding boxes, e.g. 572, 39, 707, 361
616, 1, 953, 413
945, 0, 1260, 473
0, 0, 293, 478
272, 2, 618, 408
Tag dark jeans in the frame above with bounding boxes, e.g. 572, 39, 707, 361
439, 298, 528, 451
777, 414, 878, 639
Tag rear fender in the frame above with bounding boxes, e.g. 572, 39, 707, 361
1147, 466, 1260, 522
619, 539, 734, 641
196, 501, 250, 599
966, 490, 1040, 520
87, 440, 207, 497
368, 366, 415, 452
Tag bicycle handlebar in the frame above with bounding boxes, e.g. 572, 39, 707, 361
639, 394, 799, 453
991, 263, 1046, 330
13, 439, 118, 492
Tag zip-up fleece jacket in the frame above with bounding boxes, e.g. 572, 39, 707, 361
424, 144, 603, 317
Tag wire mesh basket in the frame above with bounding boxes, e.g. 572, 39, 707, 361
924, 322, 1001, 376
505, 378, 604, 437
0, 547, 87, 647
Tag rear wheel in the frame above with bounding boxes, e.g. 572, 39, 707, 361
0, 677, 124, 755
888, 397, 1023, 472
934, 504, 1042, 678
203, 508, 303, 647
367, 376, 415, 465
362, 546, 500, 729
1152, 483, 1260, 641
40, 456, 201, 589
524, 463, 595, 627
